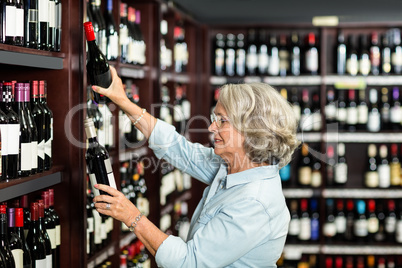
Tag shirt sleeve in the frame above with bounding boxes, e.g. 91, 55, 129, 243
148, 119, 222, 185
154, 198, 272, 268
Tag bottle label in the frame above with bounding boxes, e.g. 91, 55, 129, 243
354, 219, 368, 237
367, 217, 379, 233
300, 114, 313, 131
359, 55, 371, 75
357, 104, 369, 124
31, 141, 38, 169
311, 218, 320, 240
396, 220, 402, 243
108, 34, 119, 60
370, 47, 381, 67
305, 48, 318, 72
0, 124, 8, 156
313, 112, 321, 131
292, 105, 301, 121
5, 6, 17, 37
87, 217, 94, 233
182, 99, 191, 120
246, 52, 258, 70
390, 106, 402, 123
11, 248, 23, 268
35, 258, 47, 268
46, 254, 52, 268
325, 104, 337, 121
346, 56, 358, 75
298, 166, 312, 185
48, 1, 56, 27
137, 196, 149, 216
378, 164, 391, 188
225, 49, 235, 76
346, 107, 358, 125
298, 218, 311, 240
89, 173, 100, 196
93, 210, 102, 245
279, 50, 290, 71
38, 139, 45, 160
119, 27, 129, 46
335, 215, 347, 233
28, 9, 38, 23
16, 8, 24, 37
215, 48, 225, 71
21, 142, 32, 171
365, 171, 379, 187
323, 222, 337, 237
335, 163, 348, 184
47, 228, 57, 249
392, 47, 402, 67
100, 221, 107, 240
105, 159, 117, 189
268, 50, 279, 75
236, 49, 246, 76
258, 53, 269, 72
367, 112, 381, 132
288, 218, 300, 236
56, 224, 61, 246
45, 137, 52, 158
385, 216, 396, 233
8, 124, 20, 155
311, 170, 322, 187
337, 107, 347, 123
38, 0, 49, 22
173, 104, 184, 122
390, 162, 401, 185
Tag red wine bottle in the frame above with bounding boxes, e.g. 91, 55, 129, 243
15, 0, 24, 46
47, 0, 56, 51
24, 83, 38, 175
41, 191, 56, 267
84, 21, 111, 104
7, 208, 24, 268
38, 0, 49, 50
14, 83, 32, 177
1, 82, 19, 180
84, 118, 117, 198
4, 0, 17, 45
104, 0, 119, 61
14, 208, 32, 268
26, 202, 47, 268
37, 201, 52, 267
19, 196, 30, 239
54, 0, 61, 51
48, 189, 60, 268
30, 81, 45, 173
0, 84, 8, 181
24, 0, 39, 48
39, 81, 53, 171
0, 213, 15, 267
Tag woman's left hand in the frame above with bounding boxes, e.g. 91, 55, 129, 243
93, 184, 139, 227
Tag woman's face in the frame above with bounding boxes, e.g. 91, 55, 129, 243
208, 102, 246, 163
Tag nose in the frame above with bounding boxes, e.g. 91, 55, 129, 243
208, 121, 218, 133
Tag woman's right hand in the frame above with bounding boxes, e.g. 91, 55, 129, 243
91, 66, 128, 106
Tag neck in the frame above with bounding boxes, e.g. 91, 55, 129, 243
225, 155, 267, 174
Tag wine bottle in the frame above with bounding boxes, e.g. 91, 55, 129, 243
367, 88, 381, 132
336, 90, 347, 130
390, 144, 401, 186
326, 144, 335, 187
15, 208, 32, 268
310, 199, 320, 242
24, 83, 38, 175
268, 35, 279, 76
358, 34, 371, 76
37, 201, 52, 267
235, 33, 246, 77
310, 150, 322, 188
298, 199, 311, 242
385, 199, 397, 242
1, 82, 19, 180
300, 89, 313, 132
357, 89, 368, 130
174, 25, 188, 73
336, 31, 347, 75
278, 34, 289, 77
86, 187, 95, 256
26, 202, 46, 268
287, 199, 300, 243
84, 21, 112, 104
97, 102, 113, 150
41, 192, 56, 267
54, 0, 61, 51
346, 35, 358, 76
354, 200, 368, 243
378, 144, 390, 188
290, 88, 301, 122
104, 0, 118, 61
14, 83, 32, 177
380, 87, 390, 130
344, 199, 355, 241
39, 81, 53, 171
0, 88, 8, 181
390, 87, 401, 130
334, 143, 347, 185
24, 0, 39, 48
90, 0, 106, 56
323, 198, 337, 243
390, 28, 402, 74
133, 10, 146, 66
381, 33, 392, 74
213, 33, 225, 76
38, 0, 49, 50
160, 20, 172, 72
4, 0, 17, 45
396, 200, 402, 243
346, 89, 358, 132
47, 0, 56, 51
325, 88, 337, 125
30, 81, 45, 173
369, 32, 381, 75
7, 208, 24, 268
334, 199, 346, 241
19, 196, 30, 239
304, 32, 319, 75
246, 29, 258, 76
0, 213, 15, 267
290, 32, 301, 76
119, 3, 129, 63
15, 0, 24, 46
257, 30, 268, 75
84, 118, 117, 198
48, 189, 60, 268
126, 7, 136, 65
365, 144, 379, 188
367, 199, 379, 242
298, 143, 312, 187
375, 200, 386, 242
224, 33, 236, 77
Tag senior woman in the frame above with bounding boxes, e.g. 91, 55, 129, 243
92, 66, 299, 267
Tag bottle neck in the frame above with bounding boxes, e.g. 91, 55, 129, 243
85, 124, 97, 140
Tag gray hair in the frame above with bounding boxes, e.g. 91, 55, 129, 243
219, 83, 299, 168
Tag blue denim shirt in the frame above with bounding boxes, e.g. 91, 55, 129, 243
149, 119, 290, 268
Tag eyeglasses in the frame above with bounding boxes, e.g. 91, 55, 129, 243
210, 113, 229, 128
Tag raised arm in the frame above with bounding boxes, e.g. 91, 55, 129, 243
91, 66, 157, 139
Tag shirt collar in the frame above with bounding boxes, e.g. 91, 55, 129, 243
224, 164, 279, 189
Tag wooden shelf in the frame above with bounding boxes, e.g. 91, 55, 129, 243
323, 188, 402, 199
209, 75, 322, 86
161, 71, 191, 84
87, 241, 116, 268
0, 44, 65, 69
0, 165, 64, 202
